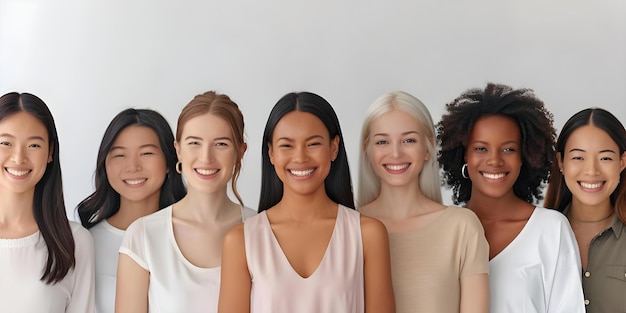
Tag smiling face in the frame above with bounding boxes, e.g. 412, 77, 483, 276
465, 115, 522, 200
0, 111, 52, 196
269, 111, 339, 198
175, 113, 240, 194
105, 125, 167, 205
367, 109, 430, 189
558, 124, 626, 209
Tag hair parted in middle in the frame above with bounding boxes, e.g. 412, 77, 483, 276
258, 91, 354, 212
176, 91, 246, 206
437, 82, 556, 205
544, 108, 626, 224
77, 108, 186, 229
358, 91, 442, 207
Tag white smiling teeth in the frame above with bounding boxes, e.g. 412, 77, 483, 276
125, 179, 146, 185
196, 169, 218, 175
290, 169, 314, 177
580, 182, 603, 189
385, 164, 409, 171
482, 172, 506, 179
6, 168, 30, 176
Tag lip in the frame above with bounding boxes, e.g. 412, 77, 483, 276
578, 181, 605, 192
5, 167, 32, 179
383, 163, 410, 174
288, 168, 316, 179
123, 178, 147, 186
479, 171, 508, 181
194, 168, 220, 178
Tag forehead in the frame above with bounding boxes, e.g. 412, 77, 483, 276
272, 111, 329, 140
469, 115, 520, 142
370, 109, 422, 133
565, 125, 618, 151
112, 125, 160, 146
0, 111, 48, 139
181, 113, 232, 137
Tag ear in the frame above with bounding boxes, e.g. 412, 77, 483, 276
268, 142, 275, 165
620, 151, 626, 172
556, 152, 564, 173
174, 140, 182, 161
331, 135, 340, 161
240, 142, 248, 159
47, 142, 54, 163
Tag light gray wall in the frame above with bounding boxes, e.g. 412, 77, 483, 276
1, 1, 625, 219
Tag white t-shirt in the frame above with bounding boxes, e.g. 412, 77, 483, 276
90, 220, 125, 313
489, 207, 585, 313
0, 221, 95, 313
119, 205, 256, 313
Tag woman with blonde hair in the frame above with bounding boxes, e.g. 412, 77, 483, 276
358, 91, 488, 313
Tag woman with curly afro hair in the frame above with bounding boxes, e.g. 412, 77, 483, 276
438, 83, 584, 312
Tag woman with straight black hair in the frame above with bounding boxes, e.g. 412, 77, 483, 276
219, 92, 395, 313
77, 108, 185, 313
0, 92, 94, 312
544, 108, 626, 313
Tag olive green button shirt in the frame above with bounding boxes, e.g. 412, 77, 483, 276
577, 215, 626, 313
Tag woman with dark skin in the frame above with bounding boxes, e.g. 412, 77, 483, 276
544, 108, 626, 312
438, 83, 584, 312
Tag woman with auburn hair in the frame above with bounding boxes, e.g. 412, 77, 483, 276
358, 91, 488, 313
438, 83, 584, 312
544, 108, 626, 313
115, 91, 255, 313
0, 92, 94, 312
77, 108, 185, 313
219, 91, 395, 313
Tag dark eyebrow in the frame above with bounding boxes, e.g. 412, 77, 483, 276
0, 133, 46, 141
569, 148, 617, 154
471, 140, 518, 145
214, 137, 233, 142
184, 136, 203, 141
276, 135, 324, 142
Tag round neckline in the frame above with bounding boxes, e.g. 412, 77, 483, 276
0, 230, 41, 247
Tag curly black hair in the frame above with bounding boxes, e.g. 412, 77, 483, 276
437, 83, 556, 205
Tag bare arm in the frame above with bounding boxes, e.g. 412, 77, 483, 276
218, 224, 251, 313
361, 215, 395, 313
460, 273, 489, 313
115, 254, 149, 313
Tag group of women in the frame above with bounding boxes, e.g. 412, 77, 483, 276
0, 83, 624, 313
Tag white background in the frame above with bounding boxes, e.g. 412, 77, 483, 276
1, 0, 625, 219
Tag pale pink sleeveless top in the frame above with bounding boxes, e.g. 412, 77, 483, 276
243, 204, 364, 313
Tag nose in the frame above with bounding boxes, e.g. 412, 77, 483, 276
391, 142, 402, 158
125, 154, 142, 172
486, 150, 504, 167
200, 145, 214, 163
11, 146, 27, 164
292, 145, 309, 163
584, 158, 600, 176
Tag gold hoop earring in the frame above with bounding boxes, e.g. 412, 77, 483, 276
176, 161, 182, 174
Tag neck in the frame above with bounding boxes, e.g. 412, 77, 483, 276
0, 189, 37, 236
370, 181, 441, 219
273, 187, 337, 221
174, 187, 238, 222
466, 190, 529, 220
569, 197, 614, 223
108, 193, 161, 230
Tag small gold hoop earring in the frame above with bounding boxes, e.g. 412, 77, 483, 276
176, 161, 183, 174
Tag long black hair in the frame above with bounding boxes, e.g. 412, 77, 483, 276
77, 108, 186, 229
544, 108, 626, 224
258, 92, 354, 212
0, 92, 74, 284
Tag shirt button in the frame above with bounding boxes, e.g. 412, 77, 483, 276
585, 299, 590, 305
584, 271, 590, 277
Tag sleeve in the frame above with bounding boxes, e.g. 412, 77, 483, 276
119, 218, 150, 271
66, 222, 96, 313
459, 209, 490, 277
547, 216, 585, 313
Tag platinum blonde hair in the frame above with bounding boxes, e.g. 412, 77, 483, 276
357, 91, 442, 207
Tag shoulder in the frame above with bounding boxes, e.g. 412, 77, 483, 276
531, 207, 570, 226
445, 206, 484, 231
359, 214, 388, 238
224, 223, 246, 247
69, 221, 94, 256
127, 206, 170, 233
